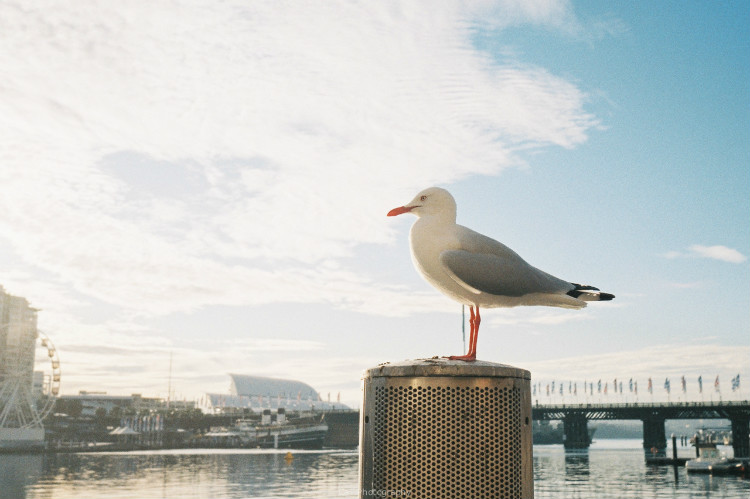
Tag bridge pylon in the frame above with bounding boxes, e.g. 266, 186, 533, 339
563, 412, 590, 449
730, 416, 749, 458
641, 412, 667, 456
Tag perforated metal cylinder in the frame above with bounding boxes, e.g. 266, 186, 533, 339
359, 359, 533, 499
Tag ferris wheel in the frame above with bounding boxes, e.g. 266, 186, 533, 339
36, 330, 61, 420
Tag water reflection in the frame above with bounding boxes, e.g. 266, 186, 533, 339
1, 450, 359, 499
2, 443, 749, 499
685, 472, 746, 496
0, 454, 44, 499
533, 440, 750, 499
564, 451, 590, 481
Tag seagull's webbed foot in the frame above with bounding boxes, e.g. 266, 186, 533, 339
448, 353, 477, 362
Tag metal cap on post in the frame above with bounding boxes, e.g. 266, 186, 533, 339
359, 358, 533, 499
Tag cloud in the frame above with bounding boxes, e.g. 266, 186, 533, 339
525, 343, 749, 401
43, 336, 749, 407
663, 245, 747, 264
663, 281, 703, 289
0, 1, 599, 318
488, 308, 592, 326
688, 245, 747, 264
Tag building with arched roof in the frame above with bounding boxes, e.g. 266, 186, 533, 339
230, 374, 318, 401
200, 373, 348, 413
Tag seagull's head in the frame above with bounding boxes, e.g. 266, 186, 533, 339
387, 187, 457, 221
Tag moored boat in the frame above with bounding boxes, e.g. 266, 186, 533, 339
685, 443, 743, 474
203, 408, 328, 449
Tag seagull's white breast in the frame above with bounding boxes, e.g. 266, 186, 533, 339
409, 217, 478, 306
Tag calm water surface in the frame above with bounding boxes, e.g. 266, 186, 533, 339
1, 440, 748, 498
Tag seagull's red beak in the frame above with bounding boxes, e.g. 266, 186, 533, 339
387, 206, 413, 217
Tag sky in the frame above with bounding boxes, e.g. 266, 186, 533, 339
1, 0, 747, 408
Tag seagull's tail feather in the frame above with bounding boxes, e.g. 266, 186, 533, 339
567, 283, 615, 302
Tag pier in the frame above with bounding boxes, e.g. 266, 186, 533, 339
318, 402, 750, 457
532, 400, 750, 457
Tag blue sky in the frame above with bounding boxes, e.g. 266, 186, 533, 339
0, 1, 747, 407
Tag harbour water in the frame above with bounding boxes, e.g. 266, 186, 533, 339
1, 440, 748, 498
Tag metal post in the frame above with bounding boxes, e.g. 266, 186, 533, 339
359, 358, 533, 499
730, 417, 749, 459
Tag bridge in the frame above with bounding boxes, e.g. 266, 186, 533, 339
320, 400, 750, 457
532, 400, 750, 457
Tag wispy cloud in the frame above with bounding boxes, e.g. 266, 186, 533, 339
41, 335, 749, 407
688, 245, 747, 264
0, 1, 623, 405
0, 1, 598, 319
663, 245, 746, 264
525, 343, 749, 392
488, 308, 593, 326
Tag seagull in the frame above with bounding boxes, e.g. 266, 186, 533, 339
387, 186, 614, 362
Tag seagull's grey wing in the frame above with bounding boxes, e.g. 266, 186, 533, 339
440, 250, 573, 297
456, 225, 525, 261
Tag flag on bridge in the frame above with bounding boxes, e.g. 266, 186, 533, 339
664, 378, 671, 394
681, 376, 686, 393
698, 375, 703, 393
732, 374, 741, 391
648, 377, 653, 394
598, 380, 602, 393
629, 378, 633, 392
715, 376, 720, 392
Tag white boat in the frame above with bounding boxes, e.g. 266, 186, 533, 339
685, 443, 737, 473
203, 409, 328, 449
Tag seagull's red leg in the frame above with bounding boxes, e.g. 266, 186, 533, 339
468, 307, 480, 358
467, 306, 477, 354
450, 305, 477, 362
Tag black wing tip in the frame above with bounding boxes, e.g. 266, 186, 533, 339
567, 283, 615, 301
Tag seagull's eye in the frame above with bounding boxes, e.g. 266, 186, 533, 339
420, 195, 427, 201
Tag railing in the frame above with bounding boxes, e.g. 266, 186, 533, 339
534, 400, 750, 410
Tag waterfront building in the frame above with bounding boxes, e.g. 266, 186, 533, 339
56, 392, 195, 417
200, 374, 348, 413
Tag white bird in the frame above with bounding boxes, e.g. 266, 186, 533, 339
387, 187, 614, 361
